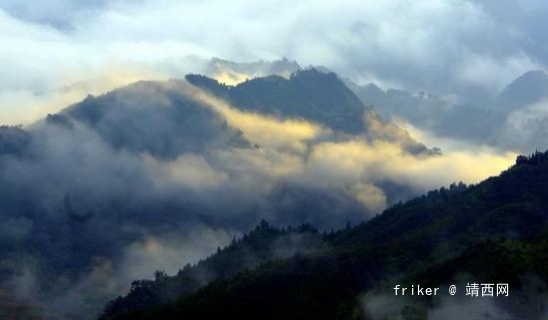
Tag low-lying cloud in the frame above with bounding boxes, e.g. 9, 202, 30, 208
499, 98, 548, 152
0, 79, 517, 318
362, 293, 521, 320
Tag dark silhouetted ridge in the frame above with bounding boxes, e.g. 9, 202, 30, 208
102, 151, 548, 320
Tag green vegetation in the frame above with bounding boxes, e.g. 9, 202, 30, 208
187, 69, 370, 134
101, 151, 548, 320
102, 221, 326, 318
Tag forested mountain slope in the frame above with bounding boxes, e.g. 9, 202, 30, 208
102, 151, 548, 320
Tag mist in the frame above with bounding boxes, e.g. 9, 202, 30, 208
1, 1, 545, 318
0, 77, 518, 318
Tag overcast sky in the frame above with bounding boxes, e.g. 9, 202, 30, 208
1, 0, 547, 124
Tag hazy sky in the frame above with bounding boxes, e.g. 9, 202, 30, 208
1, 0, 547, 124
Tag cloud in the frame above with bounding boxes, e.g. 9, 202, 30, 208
0, 1, 540, 318
188, 85, 330, 152
347, 183, 388, 213
144, 153, 229, 191
303, 139, 514, 198
1, 0, 548, 124
499, 98, 548, 152
0, 79, 519, 319
18, 226, 237, 319
428, 297, 513, 320
184, 84, 516, 209
362, 293, 409, 320
119, 227, 236, 281
361, 293, 517, 320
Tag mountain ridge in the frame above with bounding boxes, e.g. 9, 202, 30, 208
186, 68, 368, 134
100, 151, 548, 320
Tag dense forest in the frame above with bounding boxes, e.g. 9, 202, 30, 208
101, 151, 548, 320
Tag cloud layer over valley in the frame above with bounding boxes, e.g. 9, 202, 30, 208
1, 1, 544, 318
0, 74, 516, 318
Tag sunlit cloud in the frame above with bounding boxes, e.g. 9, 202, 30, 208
181, 84, 517, 211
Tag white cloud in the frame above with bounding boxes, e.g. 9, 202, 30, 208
1, 0, 547, 124
500, 98, 548, 151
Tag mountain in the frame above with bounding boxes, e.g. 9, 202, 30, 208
0, 68, 441, 319
187, 69, 431, 155
101, 151, 548, 320
350, 82, 508, 144
352, 84, 452, 123
187, 69, 368, 133
350, 71, 548, 152
0, 125, 30, 156
59, 68, 425, 153
57, 80, 251, 159
497, 70, 548, 112
101, 222, 325, 318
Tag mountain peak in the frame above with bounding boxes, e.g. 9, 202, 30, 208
206, 57, 301, 82
57, 80, 250, 158
187, 69, 368, 133
497, 69, 548, 111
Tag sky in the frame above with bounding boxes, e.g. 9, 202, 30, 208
1, 0, 548, 125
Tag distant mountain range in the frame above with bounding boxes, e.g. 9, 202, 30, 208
57, 80, 251, 159
351, 69, 548, 152
497, 70, 548, 113
186, 69, 431, 155
209, 58, 548, 152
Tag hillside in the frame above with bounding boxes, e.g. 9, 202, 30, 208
101, 151, 548, 320
59, 80, 251, 159
0, 68, 447, 320
186, 69, 431, 154
497, 70, 548, 113
187, 69, 366, 133
102, 222, 325, 318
